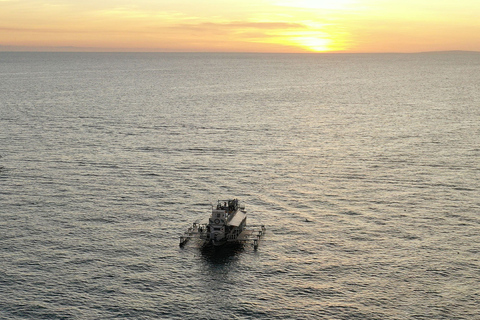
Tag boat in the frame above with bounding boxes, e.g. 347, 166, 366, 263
179, 199, 266, 249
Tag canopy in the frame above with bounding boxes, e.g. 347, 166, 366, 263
227, 211, 246, 227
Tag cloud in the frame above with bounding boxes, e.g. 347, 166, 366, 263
194, 21, 306, 29
272, 0, 357, 10
170, 21, 308, 35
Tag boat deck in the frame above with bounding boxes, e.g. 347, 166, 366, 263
231, 228, 265, 242
180, 224, 266, 248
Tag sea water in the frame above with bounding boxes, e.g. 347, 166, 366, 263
1, 52, 479, 319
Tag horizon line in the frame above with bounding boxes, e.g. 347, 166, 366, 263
1, 48, 479, 55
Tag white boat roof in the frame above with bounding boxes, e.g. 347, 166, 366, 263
227, 211, 246, 227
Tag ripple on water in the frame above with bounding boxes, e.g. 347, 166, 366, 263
1, 52, 480, 320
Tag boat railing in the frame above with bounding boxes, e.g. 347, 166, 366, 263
226, 230, 239, 240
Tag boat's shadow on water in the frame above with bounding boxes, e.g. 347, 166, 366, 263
199, 242, 245, 265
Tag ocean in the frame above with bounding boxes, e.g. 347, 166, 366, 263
1, 52, 479, 319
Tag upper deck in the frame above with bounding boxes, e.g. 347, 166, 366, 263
215, 199, 240, 212
211, 199, 246, 226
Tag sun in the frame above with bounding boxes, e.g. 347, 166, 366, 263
294, 37, 332, 52
261, 20, 347, 52
278, 33, 339, 52
264, 33, 345, 52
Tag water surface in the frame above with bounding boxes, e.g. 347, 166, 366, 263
1, 52, 479, 319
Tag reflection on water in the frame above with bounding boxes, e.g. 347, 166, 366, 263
200, 242, 245, 266
1, 52, 479, 320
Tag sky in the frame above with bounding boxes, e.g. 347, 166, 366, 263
1, 0, 480, 53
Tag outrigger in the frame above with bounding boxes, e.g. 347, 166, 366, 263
179, 199, 266, 249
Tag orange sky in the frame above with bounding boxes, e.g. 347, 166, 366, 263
1, 0, 480, 53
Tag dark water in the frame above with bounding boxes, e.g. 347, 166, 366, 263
1, 52, 479, 319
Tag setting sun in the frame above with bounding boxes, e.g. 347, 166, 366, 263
295, 37, 332, 52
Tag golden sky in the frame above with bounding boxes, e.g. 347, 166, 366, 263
1, 0, 480, 52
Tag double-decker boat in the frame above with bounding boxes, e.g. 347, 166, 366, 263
180, 199, 265, 248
